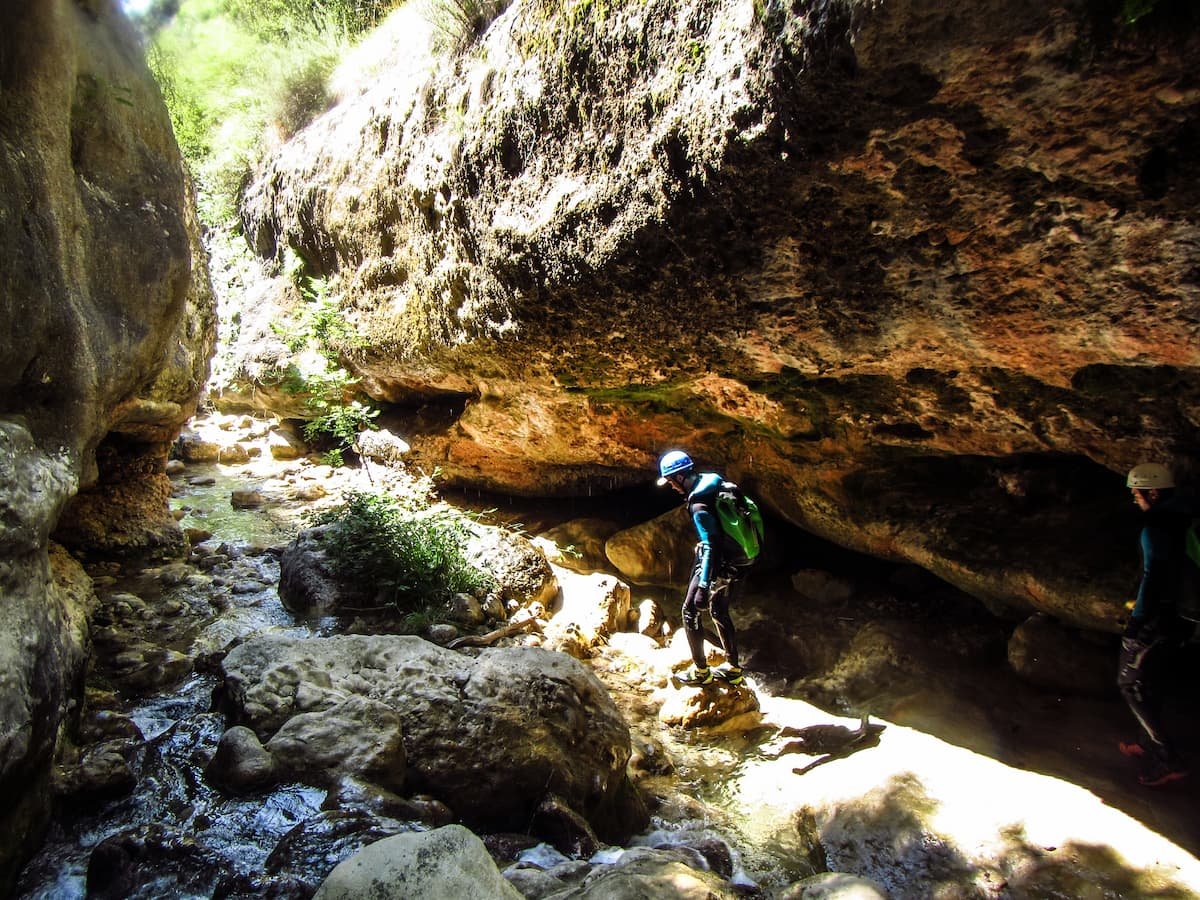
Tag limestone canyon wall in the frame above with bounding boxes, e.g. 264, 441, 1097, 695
237, 0, 1199, 630
0, 0, 213, 887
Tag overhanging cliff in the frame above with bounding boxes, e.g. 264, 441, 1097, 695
235, 0, 1200, 630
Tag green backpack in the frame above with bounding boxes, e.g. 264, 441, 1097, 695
715, 482, 765, 563
1182, 520, 1200, 623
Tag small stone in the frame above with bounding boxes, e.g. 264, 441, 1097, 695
206, 726, 279, 793
217, 444, 251, 465
230, 488, 265, 508
427, 624, 459, 644
294, 484, 327, 502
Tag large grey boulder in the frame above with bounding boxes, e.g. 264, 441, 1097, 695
314, 824, 522, 900
219, 633, 646, 843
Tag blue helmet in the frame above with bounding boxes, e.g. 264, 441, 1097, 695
657, 450, 694, 485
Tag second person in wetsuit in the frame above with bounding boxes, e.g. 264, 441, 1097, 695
1118, 462, 1194, 787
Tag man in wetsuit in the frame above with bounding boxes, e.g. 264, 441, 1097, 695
657, 450, 755, 686
1118, 462, 1194, 787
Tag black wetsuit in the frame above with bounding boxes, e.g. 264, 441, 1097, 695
681, 473, 752, 669
1118, 494, 1195, 766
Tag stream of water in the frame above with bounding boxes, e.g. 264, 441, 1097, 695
15, 454, 808, 898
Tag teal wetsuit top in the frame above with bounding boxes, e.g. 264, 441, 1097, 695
1132, 494, 1193, 627
687, 473, 725, 588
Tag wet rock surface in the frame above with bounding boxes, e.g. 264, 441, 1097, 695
218, 634, 644, 844
13, 416, 1200, 898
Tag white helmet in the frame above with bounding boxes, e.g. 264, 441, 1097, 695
1126, 462, 1174, 490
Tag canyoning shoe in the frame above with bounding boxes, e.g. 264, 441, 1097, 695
714, 664, 745, 685
675, 666, 715, 686
1137, 760, 1189, 788
1118, 741, 1146, 759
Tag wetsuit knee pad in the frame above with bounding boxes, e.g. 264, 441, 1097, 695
682, 606, 702, 632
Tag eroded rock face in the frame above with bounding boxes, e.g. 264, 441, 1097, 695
238, 0, 1199, 631
218, 633, 647, 844
0, 1, 213, 886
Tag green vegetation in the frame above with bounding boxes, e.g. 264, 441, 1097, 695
1114, 0, 1197, 25
225, 0, 398, 38
313, 489, 496, 616
142, 0, 399, 225
271, 266, 378, 462
429, 0, 512, 50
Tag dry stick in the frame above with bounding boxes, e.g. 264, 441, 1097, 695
447, 615, 542, 650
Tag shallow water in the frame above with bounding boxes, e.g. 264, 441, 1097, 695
19, 459, 801, 897
173, 463, 301, 545
16, 470, 340, 898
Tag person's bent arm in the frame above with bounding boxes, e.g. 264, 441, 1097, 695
1131, 522, 1173, 626
692, 505, 720, 588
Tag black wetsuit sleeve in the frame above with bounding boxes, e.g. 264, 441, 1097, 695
1132, 521, 1174, 624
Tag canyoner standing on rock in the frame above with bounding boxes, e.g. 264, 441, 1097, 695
1118, 462, 1196, 787
657, 450, 764, 687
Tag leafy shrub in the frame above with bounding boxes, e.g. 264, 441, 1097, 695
226, 0, 400, 39
270, 271, 377, 462
269, 41, 339, 139
303, 398, 379, 448
313, 491, 496, 612
429, 0, 512, 50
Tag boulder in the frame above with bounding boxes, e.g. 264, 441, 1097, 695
267, 426, 307, 460
175, 433, 221, 463
205, 725, 279, 793
535, 517, 623, 574
357, 428, 411, 467
1007, 614, 1116, 697
266, 695, 407, 793
463, 522, 558, 608
230, 488, 266, 508
605, 508, 695, 588
545, 846, 742, 898
634, 598, 668, 640
324, 776, 454, 826
313, 824, 521, 900
219, 634, 646, 842
543, 568, 632, 658
658, 678, 761, 732
52, 741, 137, 805
780, 872, 889, 900
446, 592, 485, 626
277, 526, 355, 614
